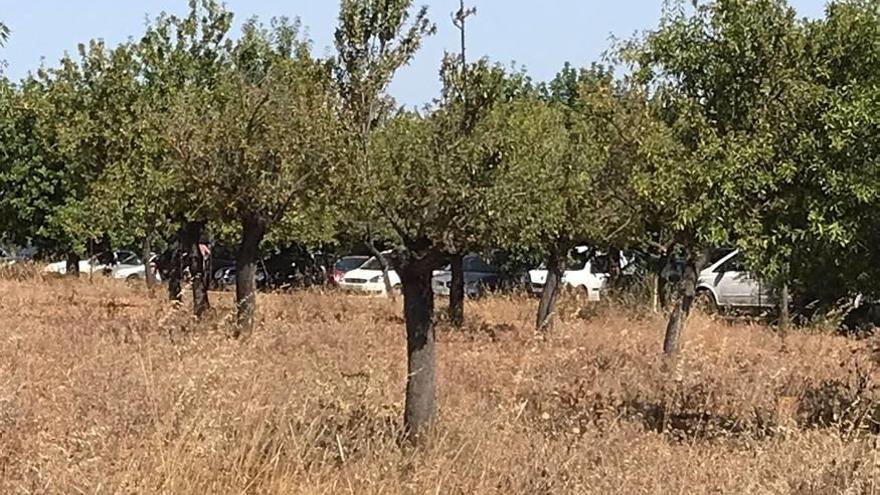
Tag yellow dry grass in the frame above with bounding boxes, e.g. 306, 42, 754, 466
2, 272, 880, 494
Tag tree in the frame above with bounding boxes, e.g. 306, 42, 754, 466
81, 0, 236, 309
505, 64, 643, 332
627, 0, 816, 351
432, 57, 535, 326
0, 40, 143, 272
0, 22, 9, 46
333, 0, 435, 297
166, 18, 342, 334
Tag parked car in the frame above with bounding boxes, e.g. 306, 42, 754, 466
696, 249, 774, 310
338, 254, 400, 294
329, 255, 370, 286
528, 246, 627, 301
115, 254, 161, 282
432, 254, 502, 298
212, 247, 329, 291
44, 250, 159, 281
0, 247, 16, 267
214, 265, 269, 290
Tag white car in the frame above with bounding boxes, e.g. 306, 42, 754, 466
338, 255, 400, 294
529, 246, 626, 302
45, 250, 160, 281
0, 248, 15, 267
697, 249, 773, 309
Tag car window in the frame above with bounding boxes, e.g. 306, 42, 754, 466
360, 257, 384, 271
117, 251, 141, 265
93, 251, 115, 265
463, 256, 497, 273
590, 255, 610, 274
716, 254, 745, 273
566, 252, 590, 270
709, 248, 736, 266
336, 256, 368, 271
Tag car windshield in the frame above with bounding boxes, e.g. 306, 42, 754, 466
336, 256, 368, 271
359, 257, 385, 271
709, 248, 736, 266
567, 252, 591, 270
463, 256, 498, 273
590, 255, 610, 274
117, 251, 141, 265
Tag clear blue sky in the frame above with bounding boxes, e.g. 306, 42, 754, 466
1, 0, 829, 107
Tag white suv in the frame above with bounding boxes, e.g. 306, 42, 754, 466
697, 249, 774, 309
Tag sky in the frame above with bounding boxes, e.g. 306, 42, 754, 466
1, 0, 829, 107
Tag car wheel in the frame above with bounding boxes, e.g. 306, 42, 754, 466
694, 290, 718, 314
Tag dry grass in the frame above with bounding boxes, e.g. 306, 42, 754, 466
2, 275, 880, 494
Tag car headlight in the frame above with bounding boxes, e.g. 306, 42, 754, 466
369, 275, 382, 283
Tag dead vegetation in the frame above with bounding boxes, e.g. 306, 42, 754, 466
1, 277, 880, 494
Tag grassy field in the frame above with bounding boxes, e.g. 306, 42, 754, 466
1, 274, 880, 494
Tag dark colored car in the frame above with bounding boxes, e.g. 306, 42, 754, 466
431, 254, 503, 298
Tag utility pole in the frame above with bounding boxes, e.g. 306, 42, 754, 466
447, 1, 477, 328
452, 0, 477, 105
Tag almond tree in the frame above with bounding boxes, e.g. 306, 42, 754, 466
332, 0, 435, 296
434, 57, 534, 326
166, 18, 342, 334
80, 0, 235, 311
627, 0, 815, 352
510, 64, 643, 332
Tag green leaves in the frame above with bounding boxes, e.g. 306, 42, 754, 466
164, 16, 344, 249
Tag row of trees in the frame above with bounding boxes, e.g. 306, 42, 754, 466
2, 0, 879, 439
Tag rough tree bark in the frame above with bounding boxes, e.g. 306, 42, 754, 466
649, 269, 660, 313
167, 244, 183, 302
181, 221, 209, 317
779, 283, 790, 336
143, 231, 156, 290
663, 248, 711, 354
234, 214, 267, 337
396, 247, 439, 441
536, 244, 568, 332
607, 247, 622, 291
65, 252, 80, 276
448, 252, 465, 327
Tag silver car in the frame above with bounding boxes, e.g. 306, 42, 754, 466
432, 254, 501, 298
697, 249, 774, 309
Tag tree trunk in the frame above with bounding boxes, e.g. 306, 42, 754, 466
779, 283, 790, 335
607, 247, 622, 291
448, 252, 465, 327
536, 245, 567, 332
181, 221, 209, 317
65, 252, 79, 276
143, 231, 156, 290
234, 215, 266, 337
398, 251, 438, 441
167, 242, 183, 302
663, 249, 710, 354
649, 270, 660, 313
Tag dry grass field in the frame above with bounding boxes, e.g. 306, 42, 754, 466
2, 271, 880, 494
